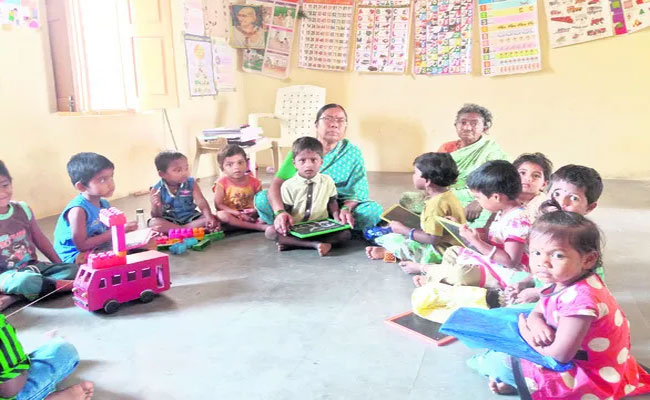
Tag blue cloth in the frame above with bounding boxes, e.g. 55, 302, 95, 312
16, 339, 79, 400
467, 350, 517, 388
152, 178, 200, 224
53, 195, 110, 264
440, 306, 573, 372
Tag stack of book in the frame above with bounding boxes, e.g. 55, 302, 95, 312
201, 126, 263, 147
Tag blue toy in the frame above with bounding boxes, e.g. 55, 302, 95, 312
169, 242, 188, 255
363, 226, 392, 242
440, 306, 573, 372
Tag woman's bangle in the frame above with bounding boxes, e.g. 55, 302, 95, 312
488, 245, 497, 260
273, 209, 286, 217
341, 205, 350, 211
408, 228, 416, 241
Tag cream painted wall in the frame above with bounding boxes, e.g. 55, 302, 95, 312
0, 0, 249, 218
1, 1, 649, 219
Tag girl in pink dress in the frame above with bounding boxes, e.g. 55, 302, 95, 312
470, 211, 650, 398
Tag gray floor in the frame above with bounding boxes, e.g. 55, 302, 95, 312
9, 173, 650, 400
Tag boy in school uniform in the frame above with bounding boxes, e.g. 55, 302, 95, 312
264, 137, 351, 256
148, 151, 218, 234
54, 152, 137, 265
0, 161, 78, 311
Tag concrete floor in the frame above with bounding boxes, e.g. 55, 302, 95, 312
8, 172, 650, 400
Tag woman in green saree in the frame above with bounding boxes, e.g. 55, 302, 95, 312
400, 104, 508, 227
254, 104, 383, 235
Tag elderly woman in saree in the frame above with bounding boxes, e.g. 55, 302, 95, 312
254, 103, 383, 235
400, 103, 508, 227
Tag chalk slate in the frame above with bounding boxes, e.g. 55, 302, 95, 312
385, 311, 455, 345
380, 205, 421, 229
436, 216, 477, 250
290, 219, 351, 239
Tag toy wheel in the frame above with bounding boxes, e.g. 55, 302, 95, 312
140, 290, 155, 303
103, 300, 120, 314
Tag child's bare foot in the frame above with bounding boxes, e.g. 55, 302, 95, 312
488, 379, 516, 395
365, 246, 385, 260
399, 261, 422, 274
0, 294, 21, 311
317, 243, 332, 256
46, 381, 94, 400
412, 275, 428, 287
277, 243, 289, 252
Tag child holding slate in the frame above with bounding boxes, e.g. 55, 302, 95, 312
414, 160, 532, 289
467, 211, 650, 398
365, 153, 466, 269
264, 137, 350, 256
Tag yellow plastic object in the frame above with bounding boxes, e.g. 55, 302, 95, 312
411, 282, 489, 324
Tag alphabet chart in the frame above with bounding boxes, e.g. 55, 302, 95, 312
354, 0, 411, 73
544, 0, 614, 47
413, 0, 474, 75
478, 0, 542, 76
298, 0, 355, 71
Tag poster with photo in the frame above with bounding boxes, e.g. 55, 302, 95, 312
354, 0, 411, 73
478, 0, 542, 76
212, 37, 236, 91
230, 5, 267, 49
184, 34, 217, 96
544, 0, 614, 47
299, 0, 355, 71
413, 0, 474, 75
241, 0, 298, 79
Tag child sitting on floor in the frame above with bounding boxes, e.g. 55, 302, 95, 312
365, 152, 466, 271
468, 211, 650, 398
148, 151, 218, 234
213, 145, 267, 232
505, 164, 604, 304
0, 161, 78, 311
415, 160, 532, 290
264, 137, 350, 256
0, 315, 94, 400
513, 152, 552, 223
54, 153, 137, 264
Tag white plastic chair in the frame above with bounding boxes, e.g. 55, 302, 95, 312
247, 85, 326, 168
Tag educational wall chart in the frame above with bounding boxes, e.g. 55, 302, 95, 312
204, 0, 231, 38
183, 0, 205, 35
211, 37, 236, 91
354, 0, 411, 73
623, 0, 650, 32
413, 0, 474, 75
242, 0, 299, 79
544, 0, 614, 47
0, 0, 39, 28
184, 34, 217, 96
298, 0, 355, 71
478, 0, 542, 76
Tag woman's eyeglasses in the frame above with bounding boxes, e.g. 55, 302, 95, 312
320, 117, 347, 125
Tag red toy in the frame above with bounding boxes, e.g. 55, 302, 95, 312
72, 207, 171, 314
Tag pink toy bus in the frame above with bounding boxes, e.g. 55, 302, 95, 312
72, 250, 171, 314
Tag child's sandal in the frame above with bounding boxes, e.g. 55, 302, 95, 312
383, 252, 397, 263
